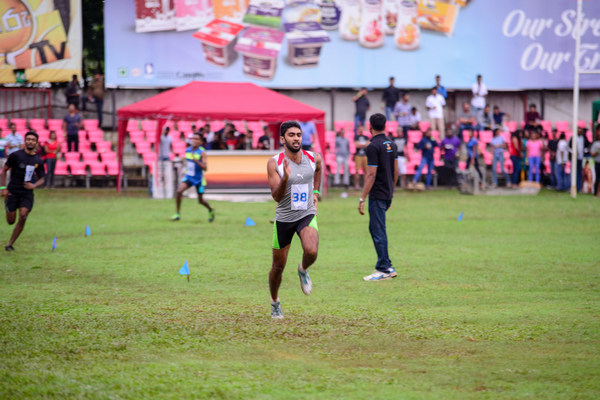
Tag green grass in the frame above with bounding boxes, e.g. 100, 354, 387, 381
1, 188, 599, 399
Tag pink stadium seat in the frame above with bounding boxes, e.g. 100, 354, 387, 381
555, 121, 569, 132
507, 121, 517, 132
78, 130, 87, 141
385, 121, 398, 133
141, 120, 157, 132
142, 152, 157, 166
100, 151, 117, 163
88, 162, 106, 176
540, 120, 552, 133
479, 130, 493, 143
129, 130, 144, 143
145, 131, 157, 143
0, 119, 8, 130
246, 121, 263, 133
11, 118, 27, 130
79, 141, 92, 153
177, 121, 193, 132
96, 141, 113, 153
172, 141, 187, 154
29, 118, 45, 130
407, 130, 421, 143
105, 161, 119, 175
418, 121, 430, 132
325, 130, 336, 142
135, 141, 152, 154
577, 120, 588, 129
55, 161, 69, 175
405, 163, 416, 175
163, 120, 175, 130
564, 130, 573, 140
60, 141, 68, 153
87, 130, 104, 143
37, 130, 49, 143
462, 130, 470, 142
431, 130, 440, 141
210, 120, 225, 132
504, 159, 513, 174
83, 119, 99, 131
232, 121, 245, 133
126, 119, 139, 131
64, 152, 80, 163
168, 130, 181, 141
69, 161, 87, 175
458, 161, 467, 170
82, 152, 99, 164
586, 130, 592, 143
501, 131, 511, 142
48, 119, 63, 131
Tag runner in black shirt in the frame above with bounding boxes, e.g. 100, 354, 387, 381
358, 113, 399, 281
1, 131, 45, 251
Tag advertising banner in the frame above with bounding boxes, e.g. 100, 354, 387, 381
105, 0, 600, 89
0, 0, 82, 84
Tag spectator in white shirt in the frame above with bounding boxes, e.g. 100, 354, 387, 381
5, 123, 24, 156
408, 107, 421, 130
425, 87, 446, 139
471, 74, 488, 123
556, 133, 570, 191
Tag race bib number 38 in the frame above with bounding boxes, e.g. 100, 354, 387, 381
24, 165, 35, 182
291, 184, 309, 210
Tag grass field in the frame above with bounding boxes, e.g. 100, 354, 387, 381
1, 188, 599, 399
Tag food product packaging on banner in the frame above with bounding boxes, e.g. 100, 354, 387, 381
338, 0, 361, 40
234, 27, 284, 80
358, 0, 384, 48
282, 1, 322, 24
284, 21, 330, 68
243, 0, 285, 28
416, 0, 460, 36
316, 0, 341, 30
175, 0, 215, 31
193, 19, 245, 67
395, 0, 420, 50
135, 0, 176, 32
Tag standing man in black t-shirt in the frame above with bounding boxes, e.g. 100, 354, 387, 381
358, 113, 399, 281
381, 76, 400, 121
1, 132, 46, 251
353, 88, 370, 134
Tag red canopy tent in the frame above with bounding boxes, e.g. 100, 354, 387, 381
116, 81, 327, 192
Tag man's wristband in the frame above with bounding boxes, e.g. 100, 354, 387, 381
313, 190, 319, 195
0, 186, 6, 190
359, 198, 365, 203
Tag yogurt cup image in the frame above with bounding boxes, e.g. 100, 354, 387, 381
243, 0, 285, 28
193, 19, 245, 67
284, 22, 330, 68
234, 27, 284, 80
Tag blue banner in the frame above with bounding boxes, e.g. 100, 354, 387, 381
105, 0, 600, 89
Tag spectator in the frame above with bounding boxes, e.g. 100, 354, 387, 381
492, 105, 509, 131
235, 133, 248, 150
425, 86, 446, 139
556, 132, 570, 191
489, 128, 511, 188
466, 130, 483, 186
334, 127, 351, 188
62, 104, 82, 152
480, 104, 494, 131
5, 123, 24, 156
226, 131, 237, 150
203, 124, 215, 149
89, 72, 105, 128
299, 120, 316, 150
43, 131, 60, 188
159, 127, 172, 161
434, 75, 447, 99
65, 74, 81, 107
412, 128, 438, 188
353, 124, 369, 190
590, 126, 600, 196
582, 160, 594, 194
393, 92, 411, 135
353, 88, 370, 134
458, 102, 477, 137
547, 129, 558, 189
392, 127, 408, 189
257, 125, 272, 150
0, 128, 6, 169
471, 74, 488, 123
408, 107, 421, 130
524, 104, 541, 132
440, 130, 461, 170
381, 77, 400, 121
569, 127, 589, 192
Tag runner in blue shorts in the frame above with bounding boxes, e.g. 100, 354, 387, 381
172, 132, 214, 222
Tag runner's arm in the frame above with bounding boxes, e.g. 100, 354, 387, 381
1, 164, 10, 197
268, 158, 288, 203
313, 153, 322, 209
196, 152, 207, 171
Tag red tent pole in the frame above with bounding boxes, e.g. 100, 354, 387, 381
315, 120, 328, 196
116, 117, 128, 193
268, 123, 280, 149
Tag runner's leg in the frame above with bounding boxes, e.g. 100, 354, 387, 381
270, 246, 290, 302
7, 207, 29, 247
298, 226, 318, 270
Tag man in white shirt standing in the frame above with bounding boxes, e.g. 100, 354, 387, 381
556, 133, 570, 191
425, 87, 446, 139
471, 74, 488, 124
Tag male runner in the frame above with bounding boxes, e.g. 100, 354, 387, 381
172, 132, 214, 222
267, 121, 322, 319
1, 131, 45, 251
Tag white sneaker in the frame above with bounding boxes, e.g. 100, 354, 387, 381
298, 264, 313, 295
271, 301, 284, 319
363, 270, 394, 281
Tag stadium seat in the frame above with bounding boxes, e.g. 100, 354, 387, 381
458, 161, 467, 170
48, 119, 63, 131
172, 141, 187, 155
168, 130, 181, 141
100, 151, 117, 163
479, 130, 493, 143
232, 121, 245, 133
105, 161, 119, 175
431, 130, 440, 141
462, 130, 470, 142
126, 119, 139, 131
68, 161, 87, 175
141, 120, 157, 132
0, 118, 8, 130
586, 130, 592, 143
385, 121, 398, 133
540, 120, 552, 133
135, 141, 152, 154
79, 140, 92, 153
142, 152, 157, 166
507, 121, 517, 132
87, 130, 104, 143
55, 161, 69, 175
164, 120, 175, 130
11, 118, 27, 130
555, 121, 569, 132
64, 152, 81, 163
210, 120, 225, 132
96, 141, 113, 153
83, 119, 99, 131
577, 120, 588, 129
88, 162, 106, 176
78, 130, 87, 141
82, 152, 99, 164
418, 121, 430, 132
177, 120, 193, 132
37, 130, 49, 143
60, 141, 68, 153
29, 118, 45, 130
146, 131, 157, 143
407, 130, 421, 143
129, 130, 145, 143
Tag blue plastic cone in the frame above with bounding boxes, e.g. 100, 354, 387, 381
52, 237, 57, 251
179, 260, 189, 275
245, 217, 256, 226
85, 225, 91, 236
458, 212, 463, 221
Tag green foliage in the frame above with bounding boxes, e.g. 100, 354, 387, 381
82, 0, 104, 76
1, 189, 599, 399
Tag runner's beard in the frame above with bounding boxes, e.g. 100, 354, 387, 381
284, 139, 301, 153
